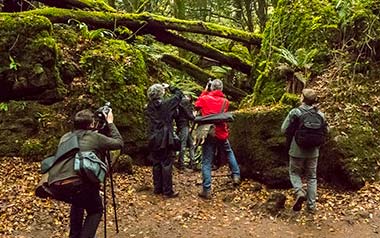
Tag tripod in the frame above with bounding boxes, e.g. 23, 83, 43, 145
103, 151, 119, 238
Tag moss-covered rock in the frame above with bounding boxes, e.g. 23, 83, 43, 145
229, 105, 291, 188
0, 22, 151, 163
230, 103, 378, 189
0, 14, 62, 102
0, 101, 62, 160
79, 39, 149, 160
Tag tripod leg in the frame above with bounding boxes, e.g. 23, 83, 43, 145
103, 180, 107, 238
105, 152, 119, 233
109, 166, 119, 233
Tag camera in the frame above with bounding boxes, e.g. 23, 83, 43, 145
95, 102, 111, 130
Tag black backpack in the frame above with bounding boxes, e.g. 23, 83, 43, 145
294, 107, 327, 149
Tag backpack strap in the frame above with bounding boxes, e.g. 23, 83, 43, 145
220, 99, 227, 113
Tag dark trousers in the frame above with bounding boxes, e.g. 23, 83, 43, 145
177, 126, 195, 168
69, 184, 103, 238
151, 149, 174, 195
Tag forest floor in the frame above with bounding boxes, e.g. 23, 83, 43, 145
1, 157, 380, 238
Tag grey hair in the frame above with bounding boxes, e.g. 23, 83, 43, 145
211, 79, 223, 91
147, 84, 165, 100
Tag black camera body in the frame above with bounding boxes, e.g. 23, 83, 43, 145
95, 102, 111, 130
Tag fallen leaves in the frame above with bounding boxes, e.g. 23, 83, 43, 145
0, 157, 380, 237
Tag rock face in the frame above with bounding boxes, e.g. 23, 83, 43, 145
0, 14, 151, 166
229, 106, 291, 189
0, 15, 61, 102
229, 105, 369, 190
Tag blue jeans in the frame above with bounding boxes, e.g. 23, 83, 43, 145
201, 137, 240, 191
289, 156, 318, 210
177, 126, 195, 167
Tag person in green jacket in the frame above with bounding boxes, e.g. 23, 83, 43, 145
60, 109, 123, 238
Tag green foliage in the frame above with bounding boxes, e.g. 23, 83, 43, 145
336, 121, 380, 184
274, 47, 319, 84
279, 93, 300, 107
246, 0, 341, 106
52, 24, 80, 47
68, 19, 115, 41
0, 103, 8, 112
8, 55, 20, 70
262, 0, 338, 56
333, 0, 380, 63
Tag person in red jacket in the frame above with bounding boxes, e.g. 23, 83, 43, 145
194, 79, 241, 199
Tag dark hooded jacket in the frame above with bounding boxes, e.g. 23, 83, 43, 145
146, 87, 183, 151
174, 97, 195, 130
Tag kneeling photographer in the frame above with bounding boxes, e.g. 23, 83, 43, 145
60, 107, 123, 238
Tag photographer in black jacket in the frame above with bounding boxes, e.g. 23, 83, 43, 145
59, 109, 123, 238
146, 83, 183, 198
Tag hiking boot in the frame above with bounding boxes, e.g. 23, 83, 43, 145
163, 191, 179, 198
198, 190, 211, 200
232, 175, 241, 186
292, 194, 306, 211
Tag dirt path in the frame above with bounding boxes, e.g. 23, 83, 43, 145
1, 158, 380, 238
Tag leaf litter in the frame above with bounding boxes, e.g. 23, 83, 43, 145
0, 157, 380, 237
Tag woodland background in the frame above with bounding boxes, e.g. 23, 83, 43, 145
1, 0, 380, 188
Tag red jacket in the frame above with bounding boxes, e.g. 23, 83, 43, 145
194, 90, 229, 140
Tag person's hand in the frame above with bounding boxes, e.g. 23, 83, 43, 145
105, 109, 114, 124
205, 80, 212, 91
162, 83, 169, 89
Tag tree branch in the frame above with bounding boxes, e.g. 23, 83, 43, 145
28, 8, 261, 46
161, 54, 248, 100
28, 8, 254, 74
152, 30, 252, 74
36, 0, 116, 12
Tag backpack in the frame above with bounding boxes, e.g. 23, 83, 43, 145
35, 132, 108, 203
36, 132, 82, 203
294, 107, 327, 149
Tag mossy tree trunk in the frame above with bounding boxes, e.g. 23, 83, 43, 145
1, 0, 116, 12
25, 8, 259, 76
161, 54, 248, 100
0, 6, 261, 100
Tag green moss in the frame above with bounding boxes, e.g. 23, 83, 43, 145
20, 138, 45, 158
53, 24, 80, 47
0, 14, 62, 100
247, 0, 340, 106
80, 39, 148, 140
262, 0, 338, 55
334, 121, 380, 184
78, 0, 116, 11
279, 93, 300, 107
229, 105, 292, 187
0, 14, 52, 34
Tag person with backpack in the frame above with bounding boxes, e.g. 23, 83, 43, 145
174, 94, 196, 171
146, 83, 183, 198
194, 79, 241, 199
281, 88, 328, 213
64, 109, 124, 238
